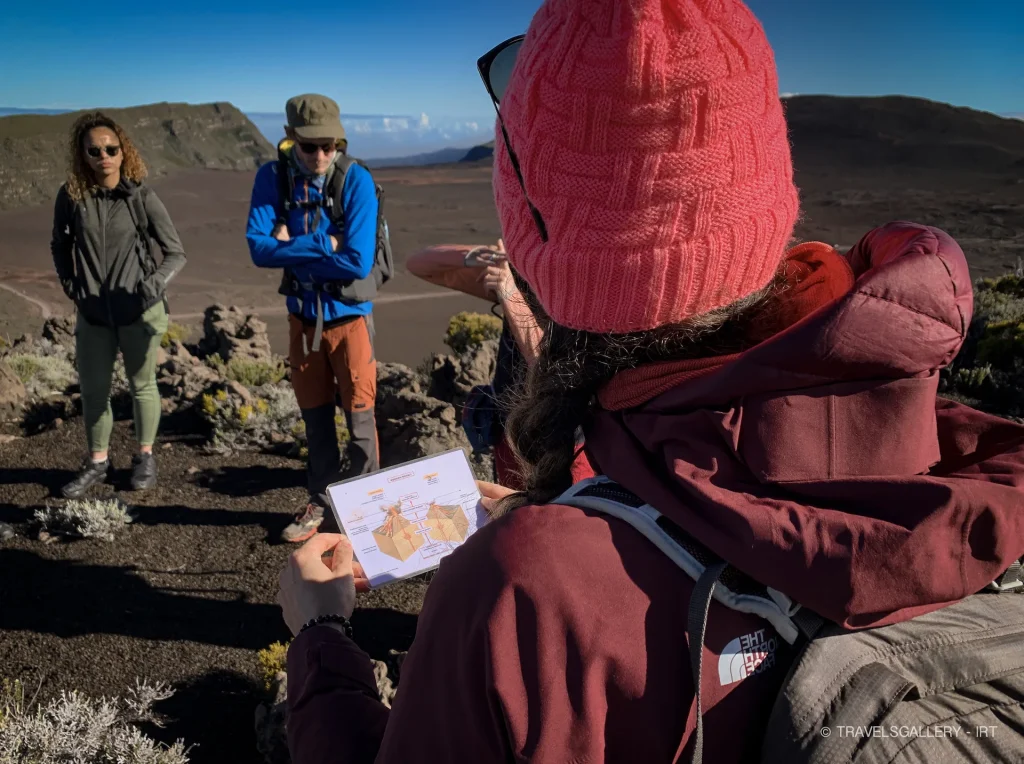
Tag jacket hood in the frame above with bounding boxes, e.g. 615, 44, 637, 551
89, 177, 143, 199
584, 222, 1024, 629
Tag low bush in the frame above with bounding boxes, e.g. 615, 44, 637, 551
940, 271, 1024, 419
444, 312, 502, 354
34, 498, 133, 542
199, 384, 302, 454
5, 353, 76, 399
256, 642, 290, 692
0, 677, 190, 763
160, 322, 191, 349
206, 356, 286, 388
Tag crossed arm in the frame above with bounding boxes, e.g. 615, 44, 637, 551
245, 162, 377, 282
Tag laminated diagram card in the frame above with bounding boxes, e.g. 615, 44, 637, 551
325, 449, 487, 587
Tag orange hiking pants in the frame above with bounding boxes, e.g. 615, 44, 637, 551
289, 314, 379, 507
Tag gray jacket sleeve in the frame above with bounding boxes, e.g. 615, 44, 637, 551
50, 185, 75, 297
143, 189, 187, 287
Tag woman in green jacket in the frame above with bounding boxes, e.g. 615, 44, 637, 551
50, 112, 187, 498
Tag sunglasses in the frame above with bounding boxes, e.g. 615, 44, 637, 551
477, 35, 548, 243
86, 145, 121, 158
297, 141, 338, 156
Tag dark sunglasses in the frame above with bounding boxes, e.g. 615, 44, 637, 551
477, 35, 548, 242
86, 145, 120, 158
297, 141, 337, 156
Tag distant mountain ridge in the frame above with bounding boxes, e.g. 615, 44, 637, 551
245, 111, 492, 161
368, 147, 474, 168
461, 141, 495, 163
455, 96, 1024, 174
783, 95, 1024, 175
0, 102, 273, 211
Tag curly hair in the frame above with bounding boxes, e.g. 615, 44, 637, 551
494, 266, 791, 516
65, 112, 147, 202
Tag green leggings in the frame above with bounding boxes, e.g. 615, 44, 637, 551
76, 301, 169, 453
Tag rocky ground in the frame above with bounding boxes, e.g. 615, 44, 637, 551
0, 306, 501, 763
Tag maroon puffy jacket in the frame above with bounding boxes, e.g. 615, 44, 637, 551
286, 222, 1024, 763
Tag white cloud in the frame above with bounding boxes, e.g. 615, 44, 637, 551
780, 92, 799, 99
246, 111, 494, 160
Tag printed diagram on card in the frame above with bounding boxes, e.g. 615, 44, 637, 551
326, 449, 486, 587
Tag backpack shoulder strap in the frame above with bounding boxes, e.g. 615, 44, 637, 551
274, 141, 297, 225
128, 185, 149, 227
556, 477, 818, 764
126, 186, 151, 251
325, 154, 358, 225
556, 477, 812, 645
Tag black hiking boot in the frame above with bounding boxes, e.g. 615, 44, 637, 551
131, 452, 157, 491
62, 458, 113, 499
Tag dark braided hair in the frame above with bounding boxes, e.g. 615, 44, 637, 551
494, 265, 791, 515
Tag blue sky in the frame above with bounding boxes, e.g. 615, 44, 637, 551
1, 0, 1020, 118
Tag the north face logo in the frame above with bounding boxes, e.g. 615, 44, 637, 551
718, 628, 777, 686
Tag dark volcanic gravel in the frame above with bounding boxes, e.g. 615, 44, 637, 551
0, 418, 427, 762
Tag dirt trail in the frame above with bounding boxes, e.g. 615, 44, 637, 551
0, 282, 53, 319
168, 290, 466, 322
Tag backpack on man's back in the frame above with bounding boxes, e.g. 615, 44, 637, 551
557, 477, 1024, 764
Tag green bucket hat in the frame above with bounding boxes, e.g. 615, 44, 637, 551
285, 94, 347, 142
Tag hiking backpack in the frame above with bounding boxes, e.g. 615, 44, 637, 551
557, 476, 1024, 764
273, 140, 395, 308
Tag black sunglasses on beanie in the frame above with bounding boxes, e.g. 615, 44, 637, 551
477, 35, 548, 243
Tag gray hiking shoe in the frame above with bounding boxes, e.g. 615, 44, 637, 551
281, 502, 325, 543
62, 458, 113, 499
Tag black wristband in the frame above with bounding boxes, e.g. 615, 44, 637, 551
299, 613, 353, 638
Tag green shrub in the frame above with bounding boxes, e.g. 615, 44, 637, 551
7, 354, 41, 383
199, 384, 302, 454
257, 642, 290, 691
6, 352, 77, 398
161, 322, 191, 348
976, 320, 1024, 366
940, 271, 1024, 419
444, 312, 502, 354
206, 356, 286, 388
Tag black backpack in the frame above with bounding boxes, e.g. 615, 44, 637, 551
273, 140, 394, 308
557, 477, 1024, 764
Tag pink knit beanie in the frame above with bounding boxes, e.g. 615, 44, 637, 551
494, 0, 799, 334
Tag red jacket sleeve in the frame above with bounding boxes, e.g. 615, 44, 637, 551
284, 534, 512, 764
286, 627, 390, 764
373, 539, 512, 762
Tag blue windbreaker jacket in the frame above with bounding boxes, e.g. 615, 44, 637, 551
245, 146, 378, 323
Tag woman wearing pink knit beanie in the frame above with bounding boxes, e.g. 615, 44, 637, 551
277, 1, 1024, 762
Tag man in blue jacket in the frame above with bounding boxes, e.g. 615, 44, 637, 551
246, 94, 379, 542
